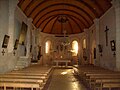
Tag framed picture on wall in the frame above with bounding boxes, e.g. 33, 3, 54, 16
110, 40, 116, 51
2, 35, 10, 48
14, 39, 19, 50
98, 44, 103, 53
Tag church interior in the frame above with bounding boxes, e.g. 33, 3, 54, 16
0, 0, 120, 90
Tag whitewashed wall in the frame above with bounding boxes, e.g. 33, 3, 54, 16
89, 24, 96, 65
0, 0, 10, 73
99, 7, 116, 70
0, 0, 34, 73
0, 0, 19, 73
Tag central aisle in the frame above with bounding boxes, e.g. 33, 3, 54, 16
47, 69, 86, 90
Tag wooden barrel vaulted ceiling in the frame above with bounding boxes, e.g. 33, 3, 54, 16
18, 0, 112, 35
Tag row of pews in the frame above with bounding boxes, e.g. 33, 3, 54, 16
0, 64, 53, 90
73, 65, 120, 90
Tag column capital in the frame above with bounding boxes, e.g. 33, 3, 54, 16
84, 28, 89, 32
27, 18, 33, 25
93, 18, 99, 25
9, 0, 19, 9
111, 0, 120, 8
27, 18, 33, 22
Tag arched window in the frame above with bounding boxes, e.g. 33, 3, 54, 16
45, 40, 51, 54
83, 39, 86, 49
72, 40, 78, 56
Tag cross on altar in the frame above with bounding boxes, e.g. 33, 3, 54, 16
105, 26, 109, 46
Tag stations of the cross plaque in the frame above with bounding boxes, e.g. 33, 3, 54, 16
105, 26, 109, 46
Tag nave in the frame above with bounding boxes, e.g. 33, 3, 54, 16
0, 64, 120, 90
47, 69, 86, 90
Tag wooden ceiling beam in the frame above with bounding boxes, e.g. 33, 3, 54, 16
67, 15, 83, 33
38, 14, 87, 28
27, 0, 45, 17
67, 17, 74, 34
77, 0, 99, 17
41, 16, 58, 32
18, 0, 25, 8
50, 16, 59, 34
34, 9, 90, 27
32, 3, 94, 22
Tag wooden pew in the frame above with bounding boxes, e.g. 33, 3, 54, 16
0, 66, 53, 90
102, 82, 120, 90
88, 74, 120, 87
0, 82, 43, 90
73, 65, 120, 90
94, 78, 120, 90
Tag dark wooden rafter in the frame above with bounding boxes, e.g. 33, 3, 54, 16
38, 14, 87, 28
91, 0, 104, 16
17, 0, 24, 7
35, 9, 90, 27
77, 0, 99, 17
67, 15, 83, 33
24, 0, 37, 15
27, 0, 46, 17
50, 16, 59, 34
41, 16, 58, 32
105, 0, 112, 9
17, 0, 112, 34
60, 17, 63, 34
32, 3, 94, 21
26, 0, 98, 19
67, 17, 74, 34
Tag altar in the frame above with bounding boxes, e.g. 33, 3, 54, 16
53, 59, 71, 67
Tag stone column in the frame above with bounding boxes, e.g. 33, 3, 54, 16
26, 18, 33, 57
84, 29, 90, 64
8, 0, 18, 52
112, 0, 120, 71
94, 19, 100, 66
31, 28, 37, 60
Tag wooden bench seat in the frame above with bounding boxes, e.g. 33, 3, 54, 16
93, 78, 120, 90
0, 81, 43, 90
88, 75, 120, 83
102, 82, 120, 90
0, 75, 47, 83
0, 78, 43, 83
3, 73, 48, 76
73, 65, 120, 90
0, 65, 53, 90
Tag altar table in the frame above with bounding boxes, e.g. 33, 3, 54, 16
53, 60, 71, 67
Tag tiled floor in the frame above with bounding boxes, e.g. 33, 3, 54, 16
47, 69, 87, 90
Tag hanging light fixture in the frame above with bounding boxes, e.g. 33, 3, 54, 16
58, 15, 70, 46
61, 30, 70, 46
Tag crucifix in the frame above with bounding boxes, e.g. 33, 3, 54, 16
2, 49, 5, 56
105, 26, 109, 46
